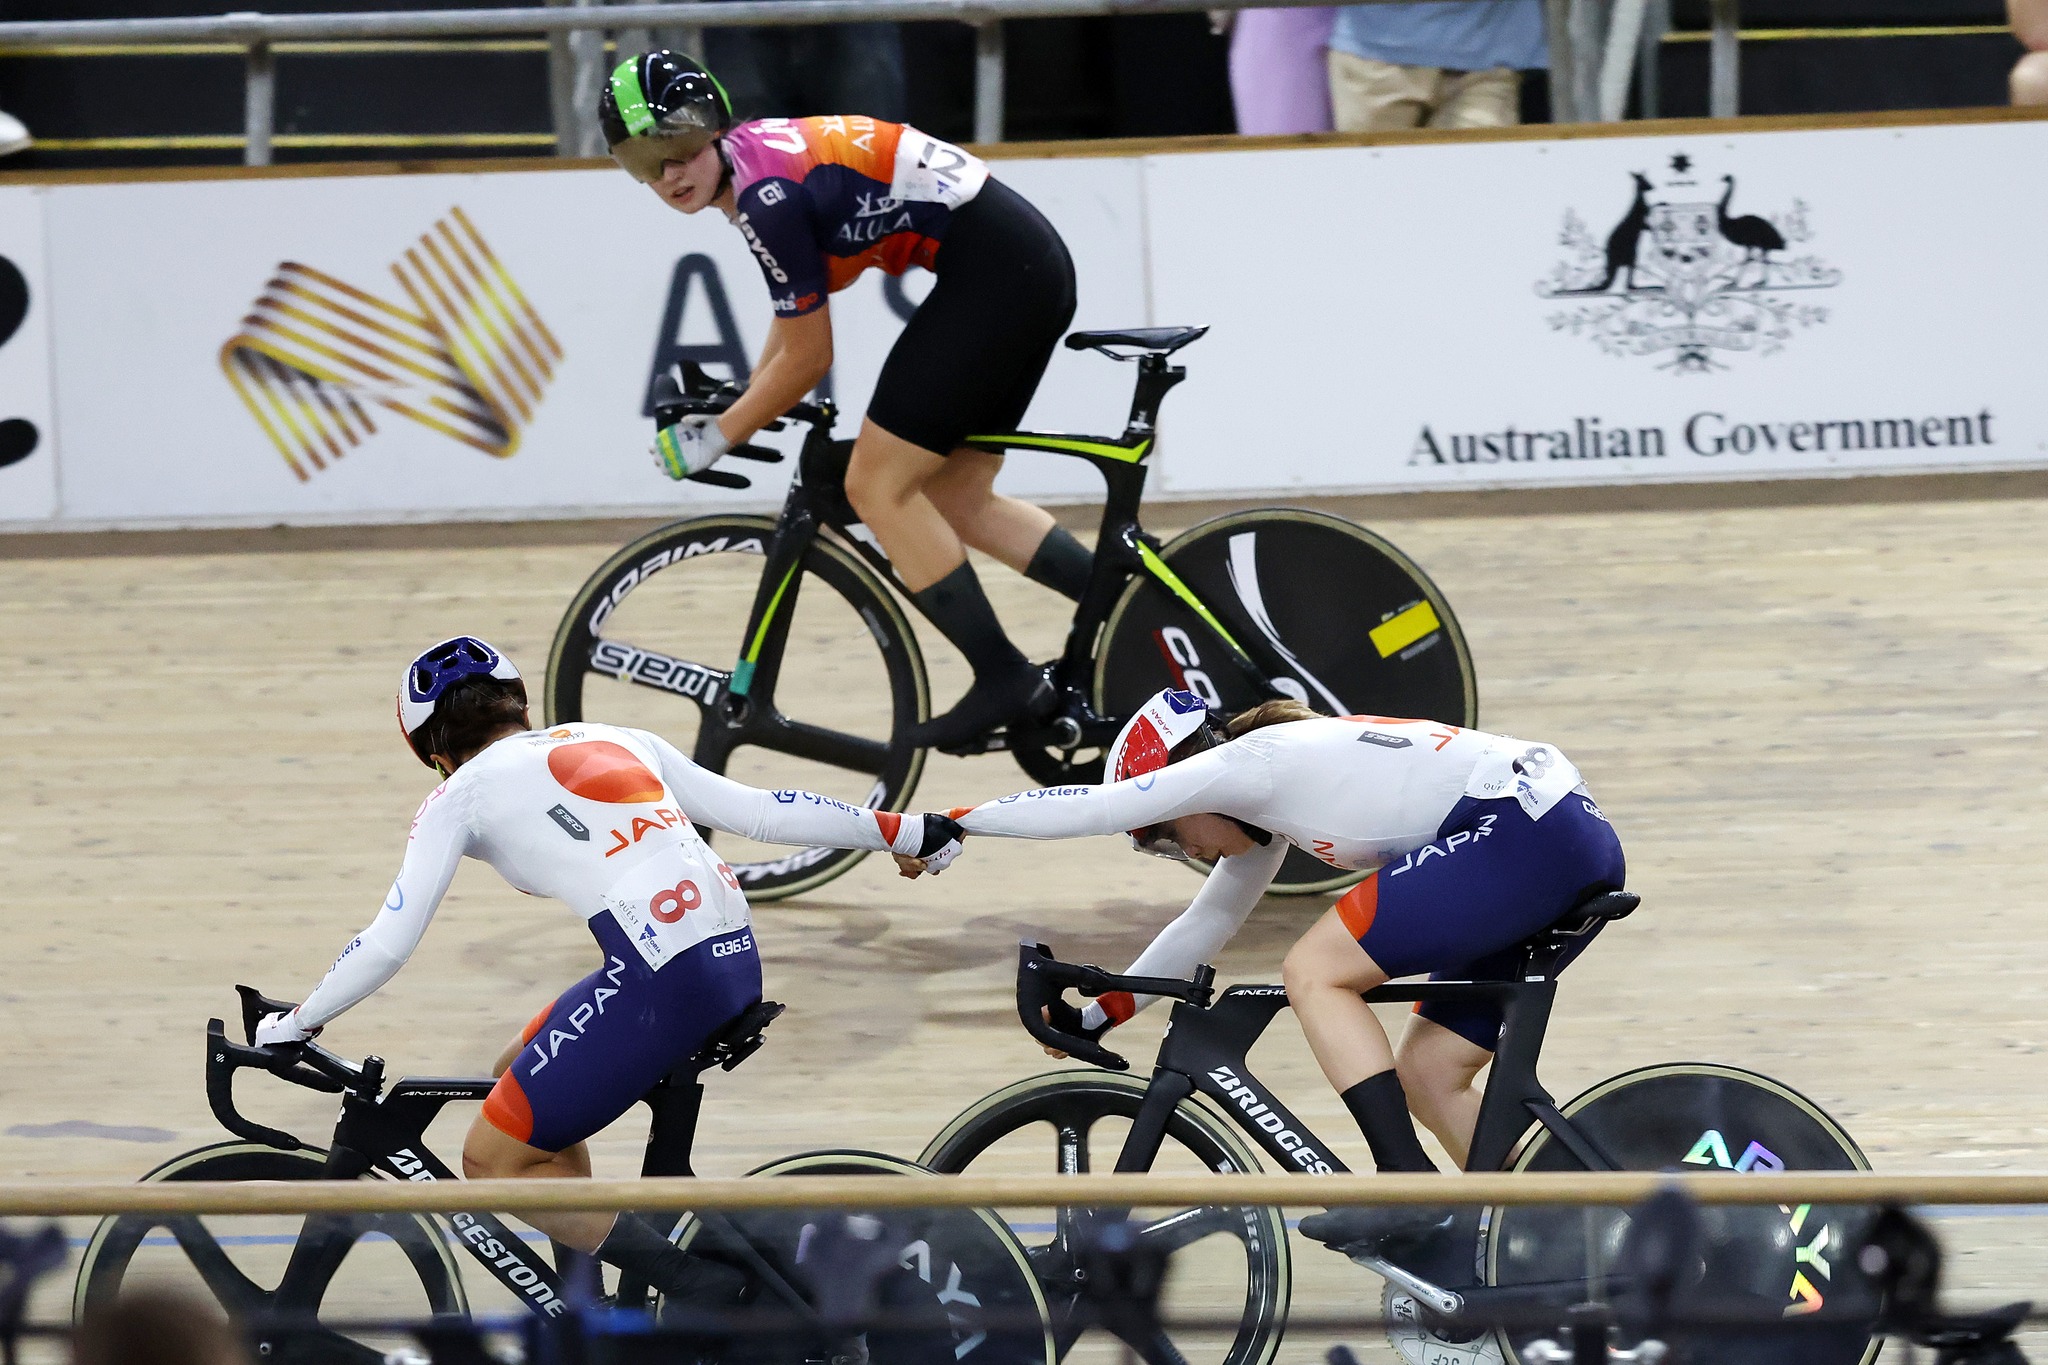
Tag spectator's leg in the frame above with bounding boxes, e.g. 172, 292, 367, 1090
2011, 0, 2048, 103
2014, 51, 2048, 104
1429, 65, 1523, 128
1328, 50, 1435, 130
1230, 8, 1338, 135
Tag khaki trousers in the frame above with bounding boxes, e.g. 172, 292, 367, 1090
1328, 49, 1522, 131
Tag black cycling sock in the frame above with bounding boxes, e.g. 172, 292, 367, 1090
908, 561, 1029, 679
1341, 1070, 1438, 1174
1023, 525, 1095, 602
594, 1214, 737, 1301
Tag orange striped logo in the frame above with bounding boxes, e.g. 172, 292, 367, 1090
218, 206, 562, 481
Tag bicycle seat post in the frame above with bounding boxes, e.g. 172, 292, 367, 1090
1124, 353, 1187, 441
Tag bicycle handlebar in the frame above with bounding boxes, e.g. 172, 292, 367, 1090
1015, 942, 1215, 1073
651, 360, 832, 492
205, 985, 385, 1152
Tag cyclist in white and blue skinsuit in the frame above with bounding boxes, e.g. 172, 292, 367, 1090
255, 637, 964, 1311
921, 690, 1624, 1257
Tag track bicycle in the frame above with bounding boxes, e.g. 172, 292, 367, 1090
74, 986, 1053, 1365
919, 894, 1883, 1365
546, 326, 1478, 901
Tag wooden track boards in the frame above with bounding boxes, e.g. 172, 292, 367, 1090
4, 486, 2046, 1354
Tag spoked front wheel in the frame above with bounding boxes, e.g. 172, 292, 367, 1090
73, 1142, 467, 1364
920, 1072, 1290, 1365
546, 515, 929, 900
1485, 1063, 1880, 1365
1096, 508, 1477, 895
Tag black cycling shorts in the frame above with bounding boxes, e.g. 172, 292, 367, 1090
865, 176, 1078, 456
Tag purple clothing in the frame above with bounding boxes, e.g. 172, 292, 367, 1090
1229, 8, 1338, 135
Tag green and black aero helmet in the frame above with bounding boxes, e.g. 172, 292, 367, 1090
599, 51, 733, 183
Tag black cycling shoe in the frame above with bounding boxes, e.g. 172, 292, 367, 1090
654, 1255, 750, 1329
1298, 1205, 1457, 1258
909, 663, 1053, 754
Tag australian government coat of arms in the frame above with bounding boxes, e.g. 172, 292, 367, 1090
1536, 153, 1842, 373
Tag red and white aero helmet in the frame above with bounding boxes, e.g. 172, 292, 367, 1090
396, 636, 523, 767
1105, 688, 1214, 784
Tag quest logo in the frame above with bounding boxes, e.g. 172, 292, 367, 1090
218, 207, 562, 481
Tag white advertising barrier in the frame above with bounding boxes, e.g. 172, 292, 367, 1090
0, 186, 55, 522
5, 113, 2047, 531
28, 154, 1144, 529
1146, 119, 2048, 495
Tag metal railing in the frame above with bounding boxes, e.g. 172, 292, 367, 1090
0, 0, 1743, 168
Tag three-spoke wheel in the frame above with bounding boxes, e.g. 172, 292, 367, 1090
921, 1073, 1290, 1365
546, 515, 929, 901
73, 1142, 467, 1364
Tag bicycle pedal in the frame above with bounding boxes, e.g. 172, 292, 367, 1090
934, 732, 1010, 758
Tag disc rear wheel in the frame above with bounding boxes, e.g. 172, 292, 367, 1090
1096, 508, 1476, 894
1485, 1064, 1880, 1365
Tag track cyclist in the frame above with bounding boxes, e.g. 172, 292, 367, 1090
253, 636, 966, 1311
914, 691, 1626, 1258
600, 50, 1093, 750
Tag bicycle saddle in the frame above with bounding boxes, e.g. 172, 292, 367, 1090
688, 1000, 786, 1074
1551, 889, 1640, 936
1064, 325, 1208, 357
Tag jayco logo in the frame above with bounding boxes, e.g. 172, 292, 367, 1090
1536, 152, 1840, 373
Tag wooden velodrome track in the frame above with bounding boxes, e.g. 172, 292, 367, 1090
5, 472, 2048, 1356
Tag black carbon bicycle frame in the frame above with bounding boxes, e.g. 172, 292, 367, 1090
696, 351, 1298, 777
1103, 937, 1621, 1311
206, 1024, 716, 1337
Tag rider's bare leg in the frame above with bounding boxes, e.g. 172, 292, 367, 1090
462, 1116, 610, 1250
1394, 1015, 1492, 1168
844, 420, 968, 592
1287, 909, 1454, 1249
1283, 909, 1434, 1173
923, 448, 1055, 570
1284, 908, 1395, 1088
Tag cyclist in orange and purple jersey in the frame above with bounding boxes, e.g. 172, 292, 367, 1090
601, 52, 1091, 750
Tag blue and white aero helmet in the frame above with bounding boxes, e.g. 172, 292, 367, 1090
396, 636, 523, 766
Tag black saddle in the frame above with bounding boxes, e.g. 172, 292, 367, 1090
1551, 889, 1639, 937
686, 1000, 786, 1075
1064, 325, 1208, 357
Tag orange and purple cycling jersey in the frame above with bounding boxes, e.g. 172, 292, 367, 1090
722, 115, 990, 317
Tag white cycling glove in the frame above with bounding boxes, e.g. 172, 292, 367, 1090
255, 1008, 316, 1047
652, 413, 733, 480
890, 813, 966, 875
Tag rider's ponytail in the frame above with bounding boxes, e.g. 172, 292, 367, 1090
1222, 698, 1323, 739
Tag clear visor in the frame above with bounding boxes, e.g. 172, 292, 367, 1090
1128, 826, 1190, 861
610, 131, 715, 184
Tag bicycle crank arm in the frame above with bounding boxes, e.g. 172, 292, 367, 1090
1352, 1253, 1465, 1318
